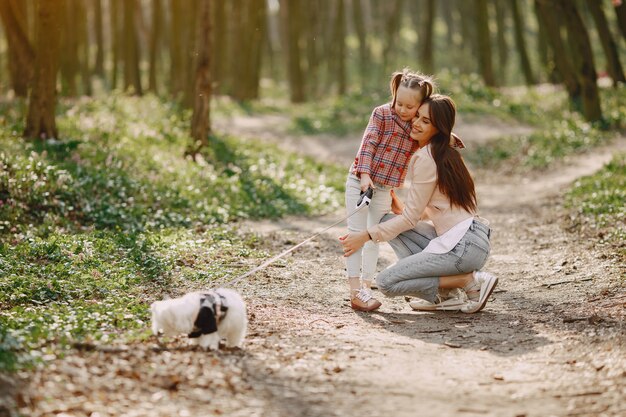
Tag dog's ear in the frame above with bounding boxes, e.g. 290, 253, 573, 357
193, 305, 218, 335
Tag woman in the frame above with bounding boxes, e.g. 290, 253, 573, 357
339, 94, 498, 313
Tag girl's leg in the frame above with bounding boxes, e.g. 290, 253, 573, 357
344, 176, 366, 282
345, 176, 380, 311
361, 188, 393, 288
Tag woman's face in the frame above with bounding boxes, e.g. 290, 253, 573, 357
410, 103, 438, 147
394, 86, 422, 122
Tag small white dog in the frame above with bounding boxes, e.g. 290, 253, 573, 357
150, 288, 247, 350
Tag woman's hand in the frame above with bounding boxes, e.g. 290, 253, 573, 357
338, 231, 370, 257
359, 174, 374, 192
390, 189, 404, 215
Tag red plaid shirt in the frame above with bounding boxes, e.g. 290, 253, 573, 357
350, 103, 419, 187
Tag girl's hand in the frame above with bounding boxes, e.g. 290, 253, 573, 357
390, 189, 404, 215
359, 174, 374, 192
339, 231, 370, 257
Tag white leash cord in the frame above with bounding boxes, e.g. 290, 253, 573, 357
224, 199, 370, 287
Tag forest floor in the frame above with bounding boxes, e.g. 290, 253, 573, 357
6, 114, 626, 417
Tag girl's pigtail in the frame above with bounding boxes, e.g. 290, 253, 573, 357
389, 72, 404, 108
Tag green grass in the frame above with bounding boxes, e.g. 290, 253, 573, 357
0, 93, 345, 370
565, 153, 626, 256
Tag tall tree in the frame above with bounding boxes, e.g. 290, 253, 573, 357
183, 0, 199, 108
381, 0, 404, 75
148, 0, 164, 93
535, 0, 581, 104
557, 0, 602, 122
0, 0, 34, 96
93, 0, 105, 77
123, 0, 142, 94
280, 0, 305, 102
586, 0, 626, 85
110, 0, 121, 89
420, 0, 435, 73
614, 0, 626, 40
474, 0, 496, 86
25, 0, 64, 140
494, 0, 509, 84
188, 0, 212, 159
511, 0, 535, 85
211, 0, 227, 94
352, 0, 370, 84
246, 0, 267, 100
77, 0, 91, 95
60, 0, 80, 96
331, 0, 347, 95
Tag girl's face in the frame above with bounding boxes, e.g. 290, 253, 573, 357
410, 103, 438, 147
394, 86, 422, 122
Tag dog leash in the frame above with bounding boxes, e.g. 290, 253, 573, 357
224, 187, 373, 287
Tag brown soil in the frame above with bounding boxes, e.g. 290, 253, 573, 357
6, 117, 625, 417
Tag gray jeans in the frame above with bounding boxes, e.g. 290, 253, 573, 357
375, 214, 491, 303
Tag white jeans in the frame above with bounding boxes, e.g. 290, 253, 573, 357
345, 175, 393, 281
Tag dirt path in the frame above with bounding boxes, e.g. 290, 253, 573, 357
9, 119, 625, 417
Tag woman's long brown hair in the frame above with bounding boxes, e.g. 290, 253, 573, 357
424, 95, 477, 212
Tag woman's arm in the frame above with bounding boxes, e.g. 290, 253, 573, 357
368, 151, 437, 242
338, 231, 370, 257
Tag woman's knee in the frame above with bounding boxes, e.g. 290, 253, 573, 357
375, 273, 394, 296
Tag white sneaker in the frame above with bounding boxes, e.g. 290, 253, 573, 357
410, 288, 468, 311
461, 271, 498, 314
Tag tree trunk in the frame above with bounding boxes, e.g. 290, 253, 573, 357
110, 0, 121, 89
60, 0, 79, 96
493, 0, 509, 85
77, 0, 91, 95
352, 0, 369, 84
474, 0, 496, 87
458, 0, 476, 73
511, 0, 535, 85
25, 0, 64, 140
534, 0, 553, 83
280, 0, 305, 102
535, 0, 581, 106
247, 0, 266, 100
614, 0, 626, 41
0, 0, 35, 96
439, 0, 455, 46
555, 0, 602, 122
123, 0, 142, 95
211, 0, 227, 94
169, 0, 187, 97
230, 0, 245, 100
148, 0, 163, 93
188, 0, 211, 158
420, 0, 435, 73
587, 0, 626, 85
183, 0, 198, 108
94, 0, 105, 77
381, 0, 403, 75
332, 0, 347, 95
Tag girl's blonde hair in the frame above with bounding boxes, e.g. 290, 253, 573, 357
389, 68, 435, 108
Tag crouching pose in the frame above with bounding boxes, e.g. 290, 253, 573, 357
339, 94, 498, 313
151, 288, 247, 349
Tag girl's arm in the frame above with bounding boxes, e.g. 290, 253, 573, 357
354, 106, 386, 185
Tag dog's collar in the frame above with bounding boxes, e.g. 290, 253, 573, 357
206, 291, 229, 322
188, 290, 229, 338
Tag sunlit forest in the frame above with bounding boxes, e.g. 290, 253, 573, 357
1, 1, 626, 416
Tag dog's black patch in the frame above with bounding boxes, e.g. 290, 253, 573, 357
188, 296, 218, 338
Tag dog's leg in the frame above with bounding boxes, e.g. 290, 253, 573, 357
199, 334, 220, 350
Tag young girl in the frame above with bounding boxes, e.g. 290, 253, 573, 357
342, 69, 435, 311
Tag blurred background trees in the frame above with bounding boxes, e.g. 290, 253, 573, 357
0, 0, 624, 143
